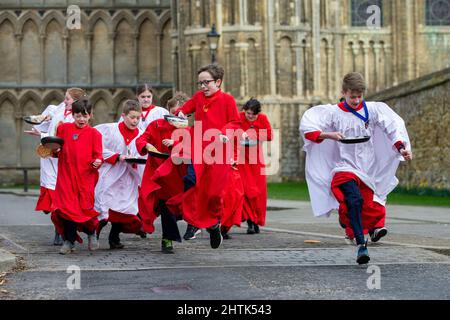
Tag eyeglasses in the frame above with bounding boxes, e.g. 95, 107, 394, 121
196, 79, 216, 87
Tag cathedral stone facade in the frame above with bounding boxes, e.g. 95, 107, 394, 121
0, 0, 449, 186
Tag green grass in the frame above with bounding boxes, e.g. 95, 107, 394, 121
268, 182, 450, 207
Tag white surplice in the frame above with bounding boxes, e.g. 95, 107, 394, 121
94, 123, 145, 221
299, 101, 411, 218
34, 102, 73, 190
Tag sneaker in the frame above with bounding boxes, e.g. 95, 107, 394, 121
370, 227, 388, 243
109, 240, 125, 250
53, 232, 64, 246
59, 240, 75, 255
183, 224, 201, 240
88, 234, 99, 251
356, 240, 370, 265
161, 239, 174, 254
221, 229, 232, 240
207, 223, 223, 249
246, 220, 255, 234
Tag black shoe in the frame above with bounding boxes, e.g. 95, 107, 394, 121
161, 239, 174, 254
109, 241, 124, 249
221, 230, 232, 240
136, 230, 147, 238
253, 224, 260, 234
247, 220, 256, 234
369, 227, 388, 243
53, 232, 63, 246
183, 224, 201, 240
207, 223, 222, 249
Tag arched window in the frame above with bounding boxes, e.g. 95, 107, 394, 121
351, 0, 383, 27
426, 0, 450, 26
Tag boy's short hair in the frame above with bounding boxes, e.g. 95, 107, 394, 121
197, 63, 224, 81
167, 92, 189, 110
67, 87, 87, 100
72, 97, 93, 115
242, 97, 261, 115
122, 99, 141, 115
342, 72, 366, 93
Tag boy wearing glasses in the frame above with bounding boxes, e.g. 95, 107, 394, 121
175, 64, 241, 249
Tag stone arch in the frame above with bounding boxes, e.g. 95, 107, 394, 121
0, 11, 18, 34
0, 91, 19, 111
87, 10, 113, 34
157, 9, 172, 34
111, 10, 136, 34
17, 11, 41, 35
159, 89, 173, 109
92, 18, 112, 84
247, 38, 260, 97
135, 10, 159, 32
21, 19, 41, 84
114, 18, 136, 84
19, 90, 42, 115
137, 16, 158, 82
0, 18, 18, 83
161, 15, 173, 83
41, 10, 66, 35
0, 95, 18, 166
227, 39, 241, 97
90, 89, 114, 125
44, 19, 65, 84
42, 90, 65, 107
113, 89, 136, 118
276, 36, 294, 96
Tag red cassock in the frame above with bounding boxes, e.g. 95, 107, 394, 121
174, 89, 241, 229
221, 167, 244, 229
35, 187, 54, 213
237, 112, 272, 226
51, 123, 103, 242
135, 119, 185, 233
331, 172, 386, 239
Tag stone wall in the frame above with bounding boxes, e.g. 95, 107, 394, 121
367, 68, 450, 190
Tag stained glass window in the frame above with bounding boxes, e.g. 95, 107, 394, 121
426, 0, 450, 26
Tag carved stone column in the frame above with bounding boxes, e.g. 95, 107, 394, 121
40, 33, 46, 84
109, 32, 116, 84
84, 32, 93, 85
14, 33, 22, 85
373, 43, 381, 91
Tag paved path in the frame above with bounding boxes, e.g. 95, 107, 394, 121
0, 192, 449, 300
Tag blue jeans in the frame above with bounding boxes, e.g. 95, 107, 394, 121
338, 180, 365, 245
183, 164, 196, 191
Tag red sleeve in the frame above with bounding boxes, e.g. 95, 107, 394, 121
92, 130, 103, 162
135, 124, 156, 155
104, 154, 120, 165
221, 95, 241, 134
175, 92, 198, 115
394, 140, 405, 152
257, 114, 273, 141
304, 131, 324, 143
